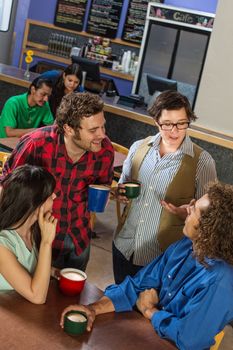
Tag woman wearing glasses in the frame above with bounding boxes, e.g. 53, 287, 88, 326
113, 90, 217, 283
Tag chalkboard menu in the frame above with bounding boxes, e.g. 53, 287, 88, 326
122, 0, 164, 44
54, 0, 88, 31
87, 0, 123, 39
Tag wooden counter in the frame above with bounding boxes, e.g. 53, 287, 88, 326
0, 63, 38, 88
103, 96, 233, 151
1, 63, 232, 150
0, 64, 232, 184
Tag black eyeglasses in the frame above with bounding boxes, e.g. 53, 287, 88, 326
158, 121, 190, 130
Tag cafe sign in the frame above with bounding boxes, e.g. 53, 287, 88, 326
148, 2, 215, 31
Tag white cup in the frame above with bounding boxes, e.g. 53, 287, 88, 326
112, 61, 120, 71
70, 47, 81, 57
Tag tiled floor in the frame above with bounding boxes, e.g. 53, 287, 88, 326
86, 200, 116, 291
86, 201, 233, 350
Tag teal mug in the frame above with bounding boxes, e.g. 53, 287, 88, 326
64, 310, 88, 336
123, 181, 141, 199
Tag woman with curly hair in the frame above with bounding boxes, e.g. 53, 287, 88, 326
61, 182, 233, 350
188, 182, 233, 266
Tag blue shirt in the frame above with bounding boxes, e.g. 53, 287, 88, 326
39, 70, 61, 84
105, 237, 233, 350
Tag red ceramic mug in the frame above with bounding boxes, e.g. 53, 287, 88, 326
59, 268, 87, 296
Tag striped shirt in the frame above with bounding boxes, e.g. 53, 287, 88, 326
114, 134, 217, 266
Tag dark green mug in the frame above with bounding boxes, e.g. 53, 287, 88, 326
123, 182, 141, 199
64, 311, 87, 336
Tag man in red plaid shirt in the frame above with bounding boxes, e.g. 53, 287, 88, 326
1, 92, 114, 270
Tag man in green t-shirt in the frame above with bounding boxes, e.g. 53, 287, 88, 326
0, 77, 54, 138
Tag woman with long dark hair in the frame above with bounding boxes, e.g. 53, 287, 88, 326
0, 165, 57, 304
45, 63, 82, 118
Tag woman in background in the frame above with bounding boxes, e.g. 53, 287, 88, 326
41, 63, 82, 118
0, 165, 57, 304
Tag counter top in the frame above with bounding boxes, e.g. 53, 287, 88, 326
0, 63, 233, 150
102, 95, 233, 150
0, 63, 38, 88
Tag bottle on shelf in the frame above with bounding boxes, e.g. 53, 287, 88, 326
121, 51, 127, 72
124, 50, 131, 73
66, 37, 73, 57
53, 34, 59, 56
129, 51, 135, 74
59, 35, 65, 57
47, 33, 52, 54
81, 71, 87, 90
132, 60, 138, 76
48, 33, 56, 55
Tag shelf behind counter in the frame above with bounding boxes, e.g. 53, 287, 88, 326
19, 19, 138, 97
21, 48, 134, 82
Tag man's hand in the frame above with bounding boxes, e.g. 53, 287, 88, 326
136, 288, 159, 319
60, 296, 115, 332
60, 304, 96, 332
161, 199, 196, 221
5, 126, 35, 137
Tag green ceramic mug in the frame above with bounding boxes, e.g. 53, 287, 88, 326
64, 311, 88, 336
123, 181, 141, 199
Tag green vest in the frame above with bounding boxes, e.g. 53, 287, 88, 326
116, 136, 202, 251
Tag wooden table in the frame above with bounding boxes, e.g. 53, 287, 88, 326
0, 280, 176, 350
0, 137, 18, 152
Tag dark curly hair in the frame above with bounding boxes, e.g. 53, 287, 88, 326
147, 90, 197, 122
193, 182, 233, 265
56, 92, 104, 134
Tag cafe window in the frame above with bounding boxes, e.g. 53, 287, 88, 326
0, 0, 13, 32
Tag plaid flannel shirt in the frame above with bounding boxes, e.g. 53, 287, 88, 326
2, 125, 114, 259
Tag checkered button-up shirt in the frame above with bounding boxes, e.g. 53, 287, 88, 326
2, 125, 114, 259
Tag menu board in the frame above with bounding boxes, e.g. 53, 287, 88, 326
87, 0, 123, 39
54, 0, 88, 31
122, 0, 164, 44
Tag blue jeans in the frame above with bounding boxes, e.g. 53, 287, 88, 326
52, 235, 90, 271
112, 242, 143, 284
